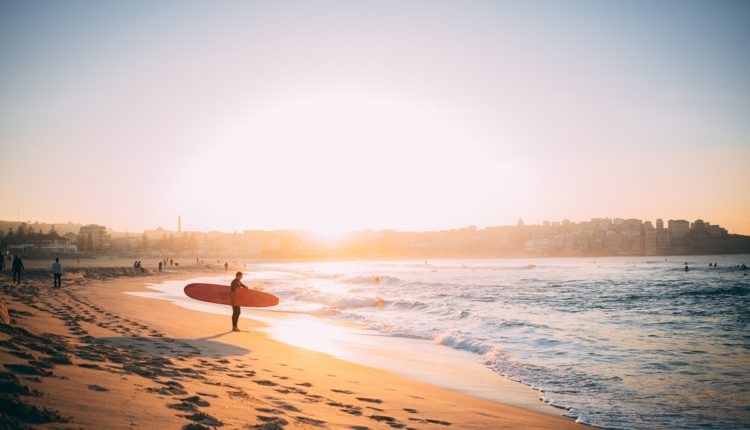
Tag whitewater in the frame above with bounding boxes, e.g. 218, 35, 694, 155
137, 256, 749, 429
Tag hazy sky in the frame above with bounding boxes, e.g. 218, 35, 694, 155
1, 0, 749, 234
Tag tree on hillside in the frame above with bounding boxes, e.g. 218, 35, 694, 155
16, 223, 27, 242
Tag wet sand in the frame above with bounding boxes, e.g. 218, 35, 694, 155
0, 265, 582, 429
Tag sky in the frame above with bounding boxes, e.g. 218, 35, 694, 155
1, 0, 749, 234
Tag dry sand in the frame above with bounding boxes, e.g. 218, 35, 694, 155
1, 265, 583, 429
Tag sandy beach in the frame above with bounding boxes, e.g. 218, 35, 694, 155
1, 264, 582, 429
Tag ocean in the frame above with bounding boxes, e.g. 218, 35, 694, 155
138, 256, 750, 429
254, 256, 749, 429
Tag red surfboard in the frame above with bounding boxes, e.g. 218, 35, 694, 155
184, 283, 279, 307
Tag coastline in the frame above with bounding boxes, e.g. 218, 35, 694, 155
0, 265, 583, 429
130, 275, 559, 416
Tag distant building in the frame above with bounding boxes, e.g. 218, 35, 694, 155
78, 224, 111, 250
656, 229, 671, 253
656, 218, 664, 230
668, 220, 690, 239
706, 224, 727, 237
644, 230, 658, 255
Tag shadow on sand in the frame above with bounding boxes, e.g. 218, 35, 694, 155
92, 335, 250, 357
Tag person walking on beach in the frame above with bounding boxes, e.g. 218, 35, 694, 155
224, 261, 229, 272
12, 255, 24, 285
0, 253, 5, 271
230, 271, 249, 332
52, 257, 62, 288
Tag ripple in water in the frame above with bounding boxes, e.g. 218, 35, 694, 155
257, 256, 750, 429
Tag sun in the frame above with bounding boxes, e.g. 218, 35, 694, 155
176, 89, 503, 233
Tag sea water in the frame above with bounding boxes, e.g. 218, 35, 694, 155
246, 256, 749, 429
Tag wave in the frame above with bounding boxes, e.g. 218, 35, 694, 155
296, 291, 385, 308
428, 264, 540, 271
679, 285, 749, 298
434, 332, 496, 355
340, 275, 404, 285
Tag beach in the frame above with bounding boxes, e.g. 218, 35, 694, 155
1, 264, 582, 430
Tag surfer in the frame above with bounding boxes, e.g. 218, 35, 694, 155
230, 271, 249, 332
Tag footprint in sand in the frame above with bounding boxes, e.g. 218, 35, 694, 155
272, 401, 301, 413
369, 415, 396, 423
294, 416, 326, 427
408, 417, 452, 426
168, 402, 198, 412
249, 416, 288, 429
356, 397, 383, 404
181, 395, 211, 407
326, 401, 362, 416
87, 384, 109, 392
255, 407, 285, 415
254, 379, 278, 386
180, 412, 223, 427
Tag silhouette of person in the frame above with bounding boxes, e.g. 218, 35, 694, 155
0, 253, 4, 271
12, 255, 24, 285
230, 271, 249, 332
684, 263, 689, 272
158, 261, 162, 272
52, 257, 62, 288
224, 262, 229, 272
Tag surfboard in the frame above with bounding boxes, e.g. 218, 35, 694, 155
184, 283, 279, 307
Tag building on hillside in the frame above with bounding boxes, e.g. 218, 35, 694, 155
78, 224, 111, 250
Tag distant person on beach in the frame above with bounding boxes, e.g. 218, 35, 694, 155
52, 257, 62, 288
158, 261, 162, 272
224, 262, 229, 271
0, 253, 4, 271
684, 263, 689, 272
230, 271, 249, 332
12, 255, 24, 285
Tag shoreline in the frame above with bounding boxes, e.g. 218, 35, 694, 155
131, 275, 560, 416
1, 266, 583, 429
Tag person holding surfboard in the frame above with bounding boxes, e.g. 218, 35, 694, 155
230, 271, 249, 331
